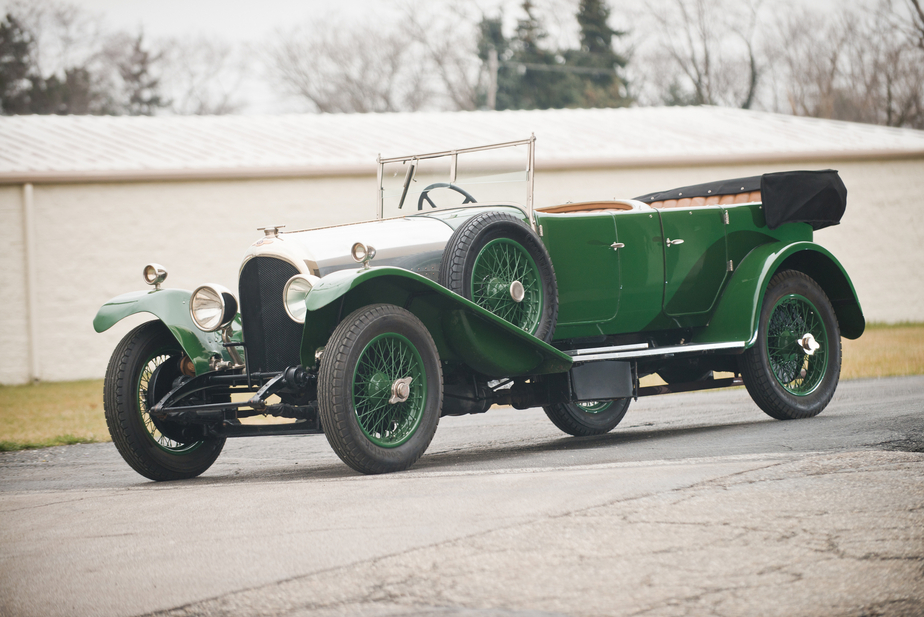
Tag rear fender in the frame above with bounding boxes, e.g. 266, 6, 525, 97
301, 267, 573, 378
93, 289, 239, 375
695, 241, 865, 348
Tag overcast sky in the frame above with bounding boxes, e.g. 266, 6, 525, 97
4, 0, 860, 113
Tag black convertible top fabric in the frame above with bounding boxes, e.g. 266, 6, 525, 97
633, 170, 847, 230
759, 170, 847, 230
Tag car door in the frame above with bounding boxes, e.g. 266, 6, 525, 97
539, 213, 621, 325
658, 206, 728, 317
608, 209, 667, 333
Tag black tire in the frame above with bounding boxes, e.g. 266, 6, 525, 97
438, 212, 558, 342
318, 304, 442, 474
544, 398, 631, 436
739, 270, 841, 420
103, 321, 225, 481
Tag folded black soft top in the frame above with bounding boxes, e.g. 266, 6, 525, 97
633, 170, 847, 231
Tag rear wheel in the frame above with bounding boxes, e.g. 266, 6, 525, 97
103, 321, 225, 481
739, 270, 841, 420
319, 304, 442, 474
439, 212, 558, 342
544, 398, 630, 436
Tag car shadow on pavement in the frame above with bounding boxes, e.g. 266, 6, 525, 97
176, 417, 781, 486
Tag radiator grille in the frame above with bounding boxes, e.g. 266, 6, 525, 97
239, 257, 302, 373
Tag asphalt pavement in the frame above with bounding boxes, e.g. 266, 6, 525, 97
1, 376, 922, 617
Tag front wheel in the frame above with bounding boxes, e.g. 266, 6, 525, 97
318, 304, 443, 474
739, 270, 841, 420
103, 321, 225, 481
544, 398, 630, 436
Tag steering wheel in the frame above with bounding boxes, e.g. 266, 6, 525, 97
416, 183, 478, 211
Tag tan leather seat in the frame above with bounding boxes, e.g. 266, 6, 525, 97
649, 190, 761, 209
537, 201, 636, 214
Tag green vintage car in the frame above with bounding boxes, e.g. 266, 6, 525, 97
95, 137, 864, 480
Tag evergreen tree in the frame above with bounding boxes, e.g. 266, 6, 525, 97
476, 0, 630, 111
568, 0, 631, 107
0, 14, 35, 114
117, 33, 167, 115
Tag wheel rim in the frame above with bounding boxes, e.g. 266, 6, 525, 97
576, 401, 614, 414
471, 238, 543, 334
766, 294, 828, 396
352, 333, 427, 448
137, 351, 201, 453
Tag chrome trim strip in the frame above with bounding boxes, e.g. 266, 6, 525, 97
567, 342, 649, 356
574, 341, 746, 362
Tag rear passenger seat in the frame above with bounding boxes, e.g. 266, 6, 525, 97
648, 191, 762, 209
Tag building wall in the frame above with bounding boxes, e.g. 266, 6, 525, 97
0, 186, 30, 384
0, 175, 376, 385
1, 156, 921, 384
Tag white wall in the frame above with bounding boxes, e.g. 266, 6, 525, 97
1, 157, 921, 384
0, 175, 376, 385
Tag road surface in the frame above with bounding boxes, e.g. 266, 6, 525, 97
1, 376, 922, 617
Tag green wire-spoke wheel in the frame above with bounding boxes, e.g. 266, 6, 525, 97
319, 304, 443, 474
439, 212, 558, 342
576, 401, 614, 413
740, 270, 841, 420
104, 321, 225, 481
471, 238, 543, 334
766, 295, 828, 395
544, 398, 631, 436
353, 333, 426, 448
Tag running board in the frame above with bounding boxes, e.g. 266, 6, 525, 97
567, 341, 746, 362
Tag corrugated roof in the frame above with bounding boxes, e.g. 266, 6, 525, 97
2, 106, 923, 184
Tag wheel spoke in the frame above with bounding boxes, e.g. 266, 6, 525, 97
352, 333, 426, 448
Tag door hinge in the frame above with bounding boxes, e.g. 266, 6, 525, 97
724, 210, 730, 225
727, 259, 734, 272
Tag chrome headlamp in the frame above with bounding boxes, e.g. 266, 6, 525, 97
351, 242, 376, 268
283, 274, 319, 324
142, 263, 167, 289
190, 284, 238, 332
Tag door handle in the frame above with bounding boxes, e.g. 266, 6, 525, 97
666, 238, 684, 246
610, 242, 625, 250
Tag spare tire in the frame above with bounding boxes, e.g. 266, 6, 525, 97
438, 212, 558, 342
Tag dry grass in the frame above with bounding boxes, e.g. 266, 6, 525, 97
1, 323, 921, 451
0, 379, 106, 451
841, 322, 924, 380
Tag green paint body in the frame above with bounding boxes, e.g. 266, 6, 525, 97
93, 288, 243, 375
93, 202, 862, 380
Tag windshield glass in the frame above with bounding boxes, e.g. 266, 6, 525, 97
378, 137, 534, 221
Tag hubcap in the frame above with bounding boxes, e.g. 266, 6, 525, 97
389, 377, 414, 404
509, 280, 525, 303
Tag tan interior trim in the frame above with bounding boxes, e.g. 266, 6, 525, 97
536, 200, 636, 214
648, 190, 761, 209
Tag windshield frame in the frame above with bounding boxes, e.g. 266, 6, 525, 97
376, 135, 536, 231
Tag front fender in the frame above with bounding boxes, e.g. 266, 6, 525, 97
93, 289, 238, 375
301, 267, 573, 378
695, 241, 865, 348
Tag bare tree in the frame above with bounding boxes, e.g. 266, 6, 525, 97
157, 36, 246, 115
398, 1, 481, 111
768, 0, 923, 129
265, 17, 431, 113
639, 0, 763, 108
